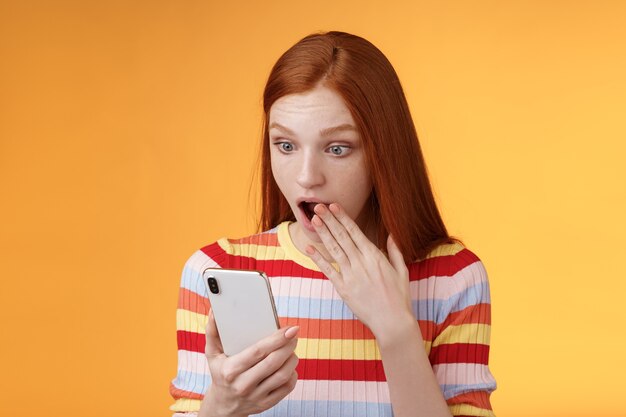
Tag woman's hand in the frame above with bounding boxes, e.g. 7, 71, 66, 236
199, 309, 299, 417
306, 203, 416, 345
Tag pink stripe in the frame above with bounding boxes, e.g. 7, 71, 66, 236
288, 380, 390, 403
270, 276, 339, 299
271, 261, 485, 302
410, 261, 486, 301
432, 363, 495, 386
177, 351, 392, 403
178, 350, 209, 374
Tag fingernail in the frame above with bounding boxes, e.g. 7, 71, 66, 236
313, 203, 326, 214
284, 326, 300, 339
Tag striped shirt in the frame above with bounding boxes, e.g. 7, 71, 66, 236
170, 221, 497, 416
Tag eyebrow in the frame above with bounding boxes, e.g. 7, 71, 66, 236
269, 122, 358, 137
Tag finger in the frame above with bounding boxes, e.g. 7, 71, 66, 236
236, 335, 298, 388
221, 326, 299, 381
257, 371, 298, 411
311, 212, 350, 269
313, 203, 362, 262
328, 203, 378, 254
387, 234, 407, 274
306, 244, 343, 286
255, 353, 299, 395
205, 308, 224, 357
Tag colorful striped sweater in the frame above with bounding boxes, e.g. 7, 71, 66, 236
170, 221, 497, 416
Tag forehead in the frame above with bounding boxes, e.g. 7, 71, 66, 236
269, 85, 355, 126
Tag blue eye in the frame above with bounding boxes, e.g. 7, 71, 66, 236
329, 145, 348, 155
279, 142, 294, 152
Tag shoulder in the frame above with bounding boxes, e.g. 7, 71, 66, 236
409, 241, 486, 280
409, 241, 491, 322
409, 241, 490, 303
193, 225, 282, 267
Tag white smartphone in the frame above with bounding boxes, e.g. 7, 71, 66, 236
202, 267, 280, 356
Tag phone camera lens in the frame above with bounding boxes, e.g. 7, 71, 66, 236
207, 277, 220, 294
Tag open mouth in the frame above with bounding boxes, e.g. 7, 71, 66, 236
299, 201, 322, 221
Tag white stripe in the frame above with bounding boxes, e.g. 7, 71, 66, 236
175, 353, 392, 404
432, 363, 496, 387
269, 276, 339, 299
269, 261, 486, 302
178, 350, 209, 374
288, 380, 390, 403
409, 261, 487, 301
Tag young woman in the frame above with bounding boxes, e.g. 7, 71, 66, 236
170, 31, 497, 417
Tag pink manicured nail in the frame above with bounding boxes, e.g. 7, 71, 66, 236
284, 326, 300, 339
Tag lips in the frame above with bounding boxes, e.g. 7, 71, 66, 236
296, 198, 328, 221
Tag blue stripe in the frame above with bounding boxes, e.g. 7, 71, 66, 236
274, 281, 490, 324
274, 296, 356, 320
180, 252, 212, 297
256, 399, 393, 417
441, 381, 497, 398
429, 281, 491, 323
171, 369, 212, 395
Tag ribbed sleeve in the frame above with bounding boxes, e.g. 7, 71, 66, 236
169, 223, 496, 416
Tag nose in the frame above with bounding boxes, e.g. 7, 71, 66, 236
296, 151, 325, 189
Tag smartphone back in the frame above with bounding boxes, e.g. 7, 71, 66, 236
203, 268, 279, 356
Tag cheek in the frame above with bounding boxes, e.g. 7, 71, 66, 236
270, 154, 292, 195
269, 152, 282, 183
338, 170, 372, 210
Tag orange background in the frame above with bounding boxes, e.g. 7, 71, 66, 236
1, 1, 625, 416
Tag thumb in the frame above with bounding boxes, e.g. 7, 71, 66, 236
205, 308, 224, 358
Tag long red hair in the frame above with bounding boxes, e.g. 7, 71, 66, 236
258, 31, 458, 262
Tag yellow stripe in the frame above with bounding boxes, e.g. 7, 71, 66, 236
433, 323, 491, 346
176, 309, 207, 333
175, 311, 435, 359
176, 312, 386, 360
217, 238, 287, 260
277, 221, 322, 270
295, 338, 382, 360
217, 224, 464, 261
170, 398, 202, 412
424, 242, 465, 259
449, 403, 495, 417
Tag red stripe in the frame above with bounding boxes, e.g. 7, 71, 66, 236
279, 317, 376, 340
178, 330, 205, 353
429, 343, 490, 365
228, 233, 280, 247
447, 390, 493, 409
179, 288, 210, 315
200, 244, 480, 282
177, 332, 388, 382
296, 359, 387, 381
436, 303, 492, 333
408, 248, 480, 281
169, 383, 204, 400
199, 242, 327, 279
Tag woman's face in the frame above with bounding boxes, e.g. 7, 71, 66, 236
269, 84, 373, 244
